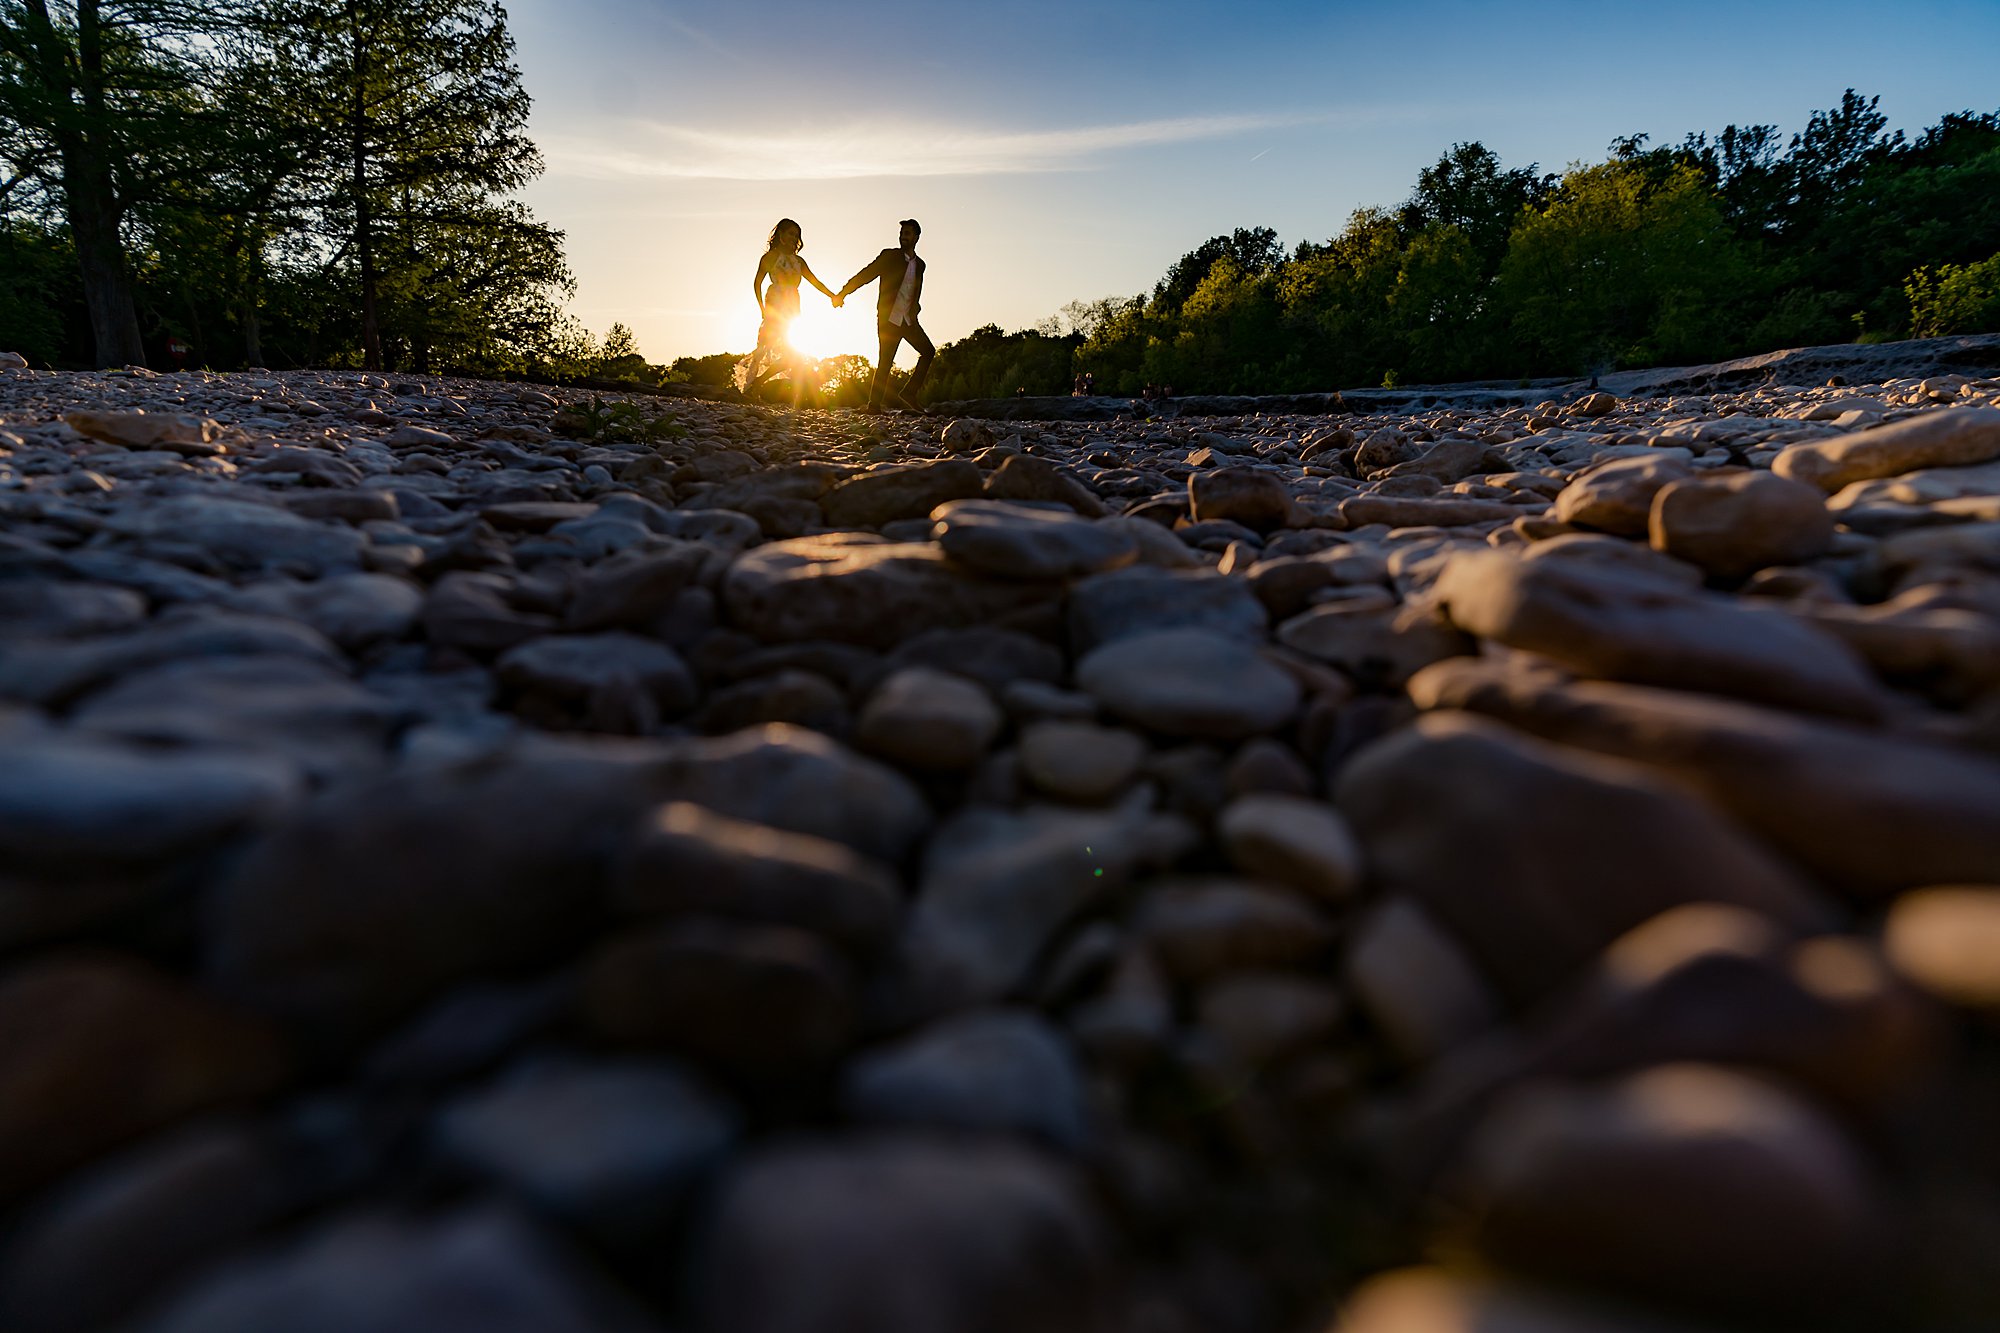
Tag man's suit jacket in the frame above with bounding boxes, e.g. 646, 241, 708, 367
845, 248, 925, 327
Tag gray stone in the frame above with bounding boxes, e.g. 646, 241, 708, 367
1188, 465, 1300, 533
1017, 721, 1147, 803
842, 1010, 1090, 1150
134, 1207, 654, 1333
723, 536, 1052, 648
1275, 601, 1472, 688
1216, 794, 1363, 900
1137, 877, 1337, 982
103, 496, 367, 575
0, 608, 342, 709
0, 735, 300, 875
580, 918, 855, 1077
1067, 566, 1266, 654
497, 633, 698, 720
437, 1057, 737, 1235
696, 1139, 1109, 1333
612, 801, 901, 957
856, 667, 1003, 771
226, 574, 423, 650
1454, 1064, 1877, 1318
931, 499, 1137, 580
906, 803, 1156, 1007
1077, 629, 1301, 739
0, 580, 147, 640
70, 655, 399, 778
0, 1123, 288, 1333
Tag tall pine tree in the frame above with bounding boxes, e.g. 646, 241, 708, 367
0, 0, 231, 366
249, 0, 567, 371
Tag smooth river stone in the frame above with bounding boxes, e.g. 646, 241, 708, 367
102, 496, 367, 575
1017, 720, 1147, 803
0, 735, 300, 874
722, 536, 1052, 648
1433, 550, 1886, 721
930, 499, 1136, 580
1551, 454, 1694, 536
1076, 628, 1301, 739
1773, 406, 2000, 492
1336, 713, 1833, 1008
1407, 660, 2000, 896
1647, 471, 1835, 580
695, 1139, 1109, 1333
819, 459, 982, 527
855, 666, 1003, 771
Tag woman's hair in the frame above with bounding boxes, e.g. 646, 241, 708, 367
767, 218, 802, 252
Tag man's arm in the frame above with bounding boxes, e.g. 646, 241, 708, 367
836, 251, 892, 300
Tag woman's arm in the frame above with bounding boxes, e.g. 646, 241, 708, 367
800, 261, 836, 300
751, 253, 772, 308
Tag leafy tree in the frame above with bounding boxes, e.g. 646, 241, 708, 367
1399, 141, 1552, 272
1497, 158, 1745, 371
1389, 224, 1492, 382
0, 213, 78, 361
245, 0, 565, 370
1907, 254, 2000, 337
1152, 226, 1284, 315
0, 0, 239, 365
927, 323, 1079, 402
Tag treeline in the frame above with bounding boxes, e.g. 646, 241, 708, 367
0, 0, 591, 373
925, 92, 2000, 400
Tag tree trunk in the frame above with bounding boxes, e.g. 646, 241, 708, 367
56, 0, 145, 368
241, 243, 264, 366
65, 168, 147, 368
348, 3, 382, 371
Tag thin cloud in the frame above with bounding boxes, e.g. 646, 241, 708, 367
542, 112, 1324, 181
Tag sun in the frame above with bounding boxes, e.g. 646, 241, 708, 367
786, 304, 874, 360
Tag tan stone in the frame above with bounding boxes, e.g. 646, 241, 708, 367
64, 409, 221, 454
1648, 472, 1835, 580
1407, 660, 2000, 895
855, 668, 1002, 771
1216, 794, 1363, 900
1885, 886, 2000, 1010
1433, 550, 1886, 720
1017, 721, 1147, 803
1773, 406, 2000, 492
1188, 465, 1300, 533
1553, 455, 1692, 536
1453, 1064, 1878, 1317
1337, 713, 1834, 1006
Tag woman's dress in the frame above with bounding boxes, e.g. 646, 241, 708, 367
734, 252, 805, 390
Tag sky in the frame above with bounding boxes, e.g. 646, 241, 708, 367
506, 0, 2000, 366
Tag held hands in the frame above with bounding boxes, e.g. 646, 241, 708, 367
830, 293, 845, 309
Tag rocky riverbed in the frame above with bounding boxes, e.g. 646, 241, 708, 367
2, 358, 1999, 1332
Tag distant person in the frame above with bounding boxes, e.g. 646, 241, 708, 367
736, 218, 837, 402
1073, 373, 1086, 397
1082, 371, 1095, 395
835, 219, 932, 412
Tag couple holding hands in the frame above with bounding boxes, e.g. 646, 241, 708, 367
740, 217, 932, 412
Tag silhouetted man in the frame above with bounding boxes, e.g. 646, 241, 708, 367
835, 219, 932, 412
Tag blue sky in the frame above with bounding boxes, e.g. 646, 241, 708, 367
507, 0, 2000, 363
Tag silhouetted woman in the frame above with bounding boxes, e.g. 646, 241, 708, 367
735, 218, 835, 399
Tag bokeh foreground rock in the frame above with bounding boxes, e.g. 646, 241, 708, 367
2, 359, 2000, 1331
